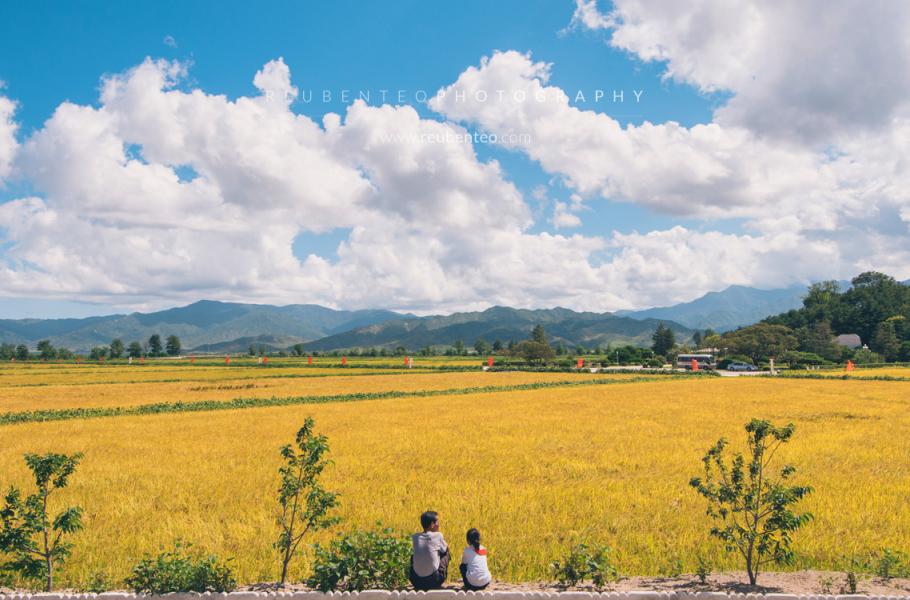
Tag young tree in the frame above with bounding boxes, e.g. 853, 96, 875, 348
0, 453, 84, 591
165, 335, 182, 357
127, 341, 143, 358
109, 338, 124, 359
276, 418, 340, 585
690, 420, 813, 586
148, 334, 163, 357
651, 323, 676, 357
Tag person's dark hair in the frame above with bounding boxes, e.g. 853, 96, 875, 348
420, 510, 439, 530
466, 528, 481, 551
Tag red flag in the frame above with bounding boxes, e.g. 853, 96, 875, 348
405, 357, 410, 366
225, 356, 231, 365
846, 359, 855, 372
488, 356, 494, 367
308, 355, 313, 365
190, 356, 196, 364
341, 356, 347, 366
691, 358, 699, 372
263, 356, 269, 364
577, 358, 584, 369
140, 356, 145, 364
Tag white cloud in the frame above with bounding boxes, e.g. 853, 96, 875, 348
430, 50, 855, 228
3, 22, 910, 315
576, 0, 910, 144
551, 201, 582, 229
0, 95, 18, 183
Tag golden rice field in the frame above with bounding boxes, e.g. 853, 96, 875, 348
1, 362, 909, 588
781, 366, 910, 378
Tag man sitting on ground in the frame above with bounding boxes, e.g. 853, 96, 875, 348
409, 510, 451, 590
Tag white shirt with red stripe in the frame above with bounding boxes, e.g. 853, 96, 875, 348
461, 545, 492, 587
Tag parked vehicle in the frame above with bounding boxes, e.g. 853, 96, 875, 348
676, 353, 716, 370
727, 361, 758, 372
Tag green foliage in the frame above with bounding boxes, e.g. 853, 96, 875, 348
165, 335, 182, 357
0, 452, 84, 591
531, 324, 547, 344
695, 554, 711, 584
125, 541, 236, 593
306, 524, 410, 591
291, 343, 306, 357
127, 341, 143, 358
690, 419, 813, 586
109, 339, 124, 359
721, 324, 798, 364
871, 321, 900, 362
148, 334, 163, 357
36, 340, 56, 360
89, 346, 108, 361
873, 547, 909, 581
15, 344, 29, 361
551, 542, 618, 588
651, 323, 676, 357
515, 340, 555, 364
767, 272, 910, 362
276, 418, 340, 585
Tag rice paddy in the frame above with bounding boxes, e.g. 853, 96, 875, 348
1, 360, 908, 588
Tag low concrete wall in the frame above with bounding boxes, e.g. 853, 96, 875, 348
0, 591, 906, 600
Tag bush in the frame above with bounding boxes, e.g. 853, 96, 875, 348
873, 548, 909, 581
125, 541, 236, 594
306, 524, 411, 591
551, 542, 618, 588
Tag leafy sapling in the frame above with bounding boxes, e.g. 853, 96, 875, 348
689, 419, 813, 586
0, 452, 84, 591
275, 417, 340, 585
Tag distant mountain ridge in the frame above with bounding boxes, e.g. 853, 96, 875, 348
0, 300, 413, 352
0, 282, 838, 352
618, 285, 810, 331
304, 306, 693, 351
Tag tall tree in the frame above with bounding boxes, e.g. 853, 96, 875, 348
127, 341, 143, 358
871, 321, 900, 362
531, 324, 547, 345
109, 338, 124, 359
36, 340, 56, 360
651, 323, 676, 357
147, 334, 163, 357
723, 323, 798, 364
15, 344, 29, 361
165, 335, 182, 357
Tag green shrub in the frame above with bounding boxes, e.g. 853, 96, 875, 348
551, 542, 618, 588
306, 524, 411, 591
125, 541, 236, 593
695, 555, 711, 584
873, 548, 909, 581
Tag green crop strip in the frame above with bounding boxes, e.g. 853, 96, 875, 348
0, 375, 711, 426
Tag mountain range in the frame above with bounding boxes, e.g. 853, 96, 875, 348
0, 284, 813, 352
618, 284, 809, 331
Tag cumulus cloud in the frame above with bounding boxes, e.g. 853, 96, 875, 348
3, 13, 910, 315
0, 94, 18, 183
575, 0, 910, 144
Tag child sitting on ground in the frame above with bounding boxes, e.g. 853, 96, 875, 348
459, 528, 492, 590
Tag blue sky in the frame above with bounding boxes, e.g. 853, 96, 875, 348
0, 1, 907, 317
